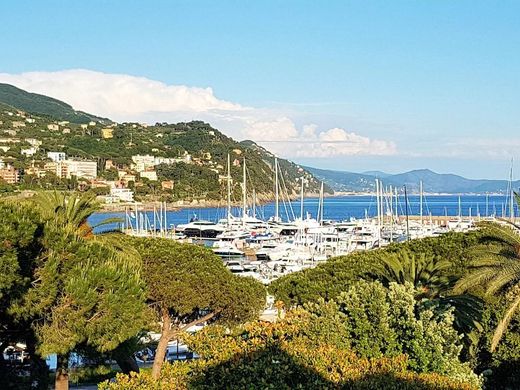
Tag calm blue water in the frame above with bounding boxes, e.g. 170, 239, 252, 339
89, 195, 518, 232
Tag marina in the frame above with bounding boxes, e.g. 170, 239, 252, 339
90, 159, 518, 284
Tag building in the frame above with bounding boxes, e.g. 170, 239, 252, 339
64, 160, 97, 179
0, 167, 20, 184
25, 118, 36, 124
12, 121, 26, 128
25, 138, 42, 147
47, 152, 66, 162
140, 170, 158, 181
131, 155, 155, 172
47, 124, 59, 131
106, 188, 134, 203
161, 180, 174, 190
88, 121, 96, 126
101, 128, 114, 139
105, 159, 115, 170
44, 162, 68, 179
4, 130, 17, 136
62, 128, 71, 134
21, 147, 38, 156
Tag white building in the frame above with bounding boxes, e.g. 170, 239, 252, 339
25, 138, 42, 147
131, 155, 155, 172
140, 170, 158, 181
47, 152, 67, 162
21, 147, 38, 156
47, 124, 59, 131
106, 188, 134, 203
64, 160, 97, 179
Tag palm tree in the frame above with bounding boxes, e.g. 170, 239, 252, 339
373, 250, 482, 337
455, 220, 520, 351
29, 191, 143, 388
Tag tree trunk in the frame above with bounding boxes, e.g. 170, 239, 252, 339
55, 354, 69, 390
114, 353, 140, 374
151, 310, 172, 380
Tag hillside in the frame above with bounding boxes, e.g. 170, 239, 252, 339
0, 83, 108, 124
0, 84, 326, 202
306, 166, 519, 194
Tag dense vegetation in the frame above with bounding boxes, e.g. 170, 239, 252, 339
0, 86, 330, 201
0, 193, 265, 389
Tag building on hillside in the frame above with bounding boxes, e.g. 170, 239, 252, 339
0, 138, 20, 143
0, 146, 10, 152
47, 124, 59, 131
105, 159, 115, 170
25, 118, 36, 124
21, 147, 38, 156
58, 121, 70, 126
62, 128, 71, 134
106, 188, 134, 203
131, 155, 155, 172
0, 167, 20, 184
26, 164, 46, 178
101, 128, 114, 139
161, 180, 174, 190
88, 121, 96, 126
25, 138, 42, 147
80, 124, 88, 129
47, 152, 66, 162
64, 160, 97, 179
140, 170, 158, 181
44, 162, 68, 179
4, 130, 17, 136
12, 121, 26, 128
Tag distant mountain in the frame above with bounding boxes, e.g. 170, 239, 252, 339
305, 167, 520, 194
0, 83, 108, 124
362, 170, 391, 178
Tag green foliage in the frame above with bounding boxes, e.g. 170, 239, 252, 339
270, 231, 482, 308
101, 283, 480, 389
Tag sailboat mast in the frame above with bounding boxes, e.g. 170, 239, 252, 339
419, 180, 423, 226
227, 154, 231, 227
319, 181, 324, 225
300, 176, 304, 220
274, 157, 279, 222
252, 189, 257, 219
242, 157, 247, 228
509, 158, 514, 221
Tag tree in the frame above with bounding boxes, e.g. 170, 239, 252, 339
129, 237, 266, 379
101, 281, 480, 390
455, 220, 520, 351
0, 202, 49, 389
9, 192, 148, 390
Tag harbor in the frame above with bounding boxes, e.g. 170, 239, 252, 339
90, 157, 519, 285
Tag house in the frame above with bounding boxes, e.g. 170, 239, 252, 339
62, 128, 71, 134
12, 121, 26, 128
161, 180, 174, 190
106, 188, 134, 203
105, 160, 115, 170
131, 155, 155, 172
88, 121, 96, 126
58, 121, 70, 126
0, 166, 20, 184
47, 124, 59, 131
25, 118, 36, 124
47, 152, 67, 162
81, 124, 88, 129
101, 128, 114, 139
25, 138, 42, 147
4, 130, 17, 136
21, 147, 38, 156
140, 170, 158, 181
0, 138, 20, 143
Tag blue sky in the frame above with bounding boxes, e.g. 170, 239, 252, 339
1, 0, 520, 179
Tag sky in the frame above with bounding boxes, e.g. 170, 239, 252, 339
1, 0, 519, 179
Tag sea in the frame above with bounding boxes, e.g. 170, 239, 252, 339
89, 194, 518, 232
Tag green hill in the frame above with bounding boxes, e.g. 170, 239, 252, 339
0, 84, 327, 201
0, 83, 108, 124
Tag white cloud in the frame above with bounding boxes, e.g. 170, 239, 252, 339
0, 69, 397, 159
